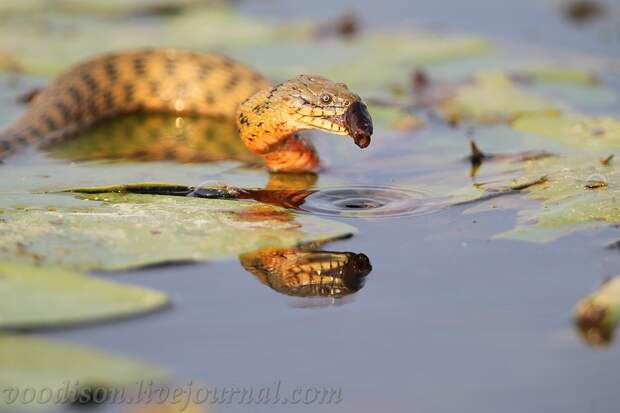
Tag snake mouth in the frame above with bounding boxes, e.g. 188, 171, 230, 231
295, 101, 373, 149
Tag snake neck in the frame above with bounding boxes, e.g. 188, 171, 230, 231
236, 88, 319, 173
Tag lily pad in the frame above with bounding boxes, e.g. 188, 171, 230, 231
517, 66, 598, 86
0, 6, 284, 75
0, 262, 168, 329
318, 33, 491, 92
513, 113, 620, 152
0, 334, 167, 410
496, 155, 619, 242
0, 192, 356, 270
439, 71, 558, 124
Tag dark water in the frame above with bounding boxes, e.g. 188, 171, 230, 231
10, 1, 620, 412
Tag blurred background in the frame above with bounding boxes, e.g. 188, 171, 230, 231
243, 0, 620, 58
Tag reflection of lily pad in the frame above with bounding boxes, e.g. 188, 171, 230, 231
0, 193, 356, 270
0, 262, 168, 329
0, 334, 167, 410
513, 113, 620, 151
439, 72, 558, 123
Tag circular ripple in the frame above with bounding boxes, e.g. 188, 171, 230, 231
299, 185, 442, 218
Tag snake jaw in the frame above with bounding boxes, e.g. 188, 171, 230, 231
294, 99, 373, 148
295, 110, 349, 135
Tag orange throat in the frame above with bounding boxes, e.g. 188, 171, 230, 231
236, 88, 319, 173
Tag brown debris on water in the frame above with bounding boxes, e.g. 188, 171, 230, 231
561, 0, 607, 24
585, 179, 608, 189
468, 140, 487, 177
134, 2, 186, 17
315, 12, 360, 39
465, 139, 554, 177
454, 175, 548, 207
469, 140, 487, 164
574, 275, 620, 347
607, 239, 620, 251
510, 175, 548, 191
600, 154, 614, 165
411, 69, 430, 93
575, 301, 614, 346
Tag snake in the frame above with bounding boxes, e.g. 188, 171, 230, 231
0, 48, 373, 172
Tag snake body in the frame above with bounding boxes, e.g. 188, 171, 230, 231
0, 48, 373, 172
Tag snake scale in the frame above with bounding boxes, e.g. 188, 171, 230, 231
0, 48, 373, 172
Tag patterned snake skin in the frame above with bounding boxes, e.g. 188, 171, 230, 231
0, 48, 373, 172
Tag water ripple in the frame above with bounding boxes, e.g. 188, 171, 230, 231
299, 185, 442, 218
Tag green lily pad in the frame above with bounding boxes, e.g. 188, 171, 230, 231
496, 155, 619, 242
0, 192, 356, 270
439, 71, 558, 124
518, 66, 598, 86
0, 262, 168, 329
0, 6, 284, 75
513, 113, 620, 152
0, 333, 167, 410
319, 33, 490, 92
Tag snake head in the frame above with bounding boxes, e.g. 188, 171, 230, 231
281, 75, 373, 148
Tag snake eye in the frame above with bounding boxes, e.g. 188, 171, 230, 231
320, 94, 332, 104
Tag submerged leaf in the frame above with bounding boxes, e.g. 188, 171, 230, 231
0, 262, 168, 329
0, 334, 167, 410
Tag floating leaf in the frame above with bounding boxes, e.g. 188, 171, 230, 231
496, 155, 619, 242
517, 66, 598, 86
0, 262, 168, 329
0, 334, 167, 410
132, 400, 208, 413
439, 71, 558, 123
319, 33, 490, 92
0, 6, 285, 75
513, 113, 620, 152
0, 192, 356, 270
